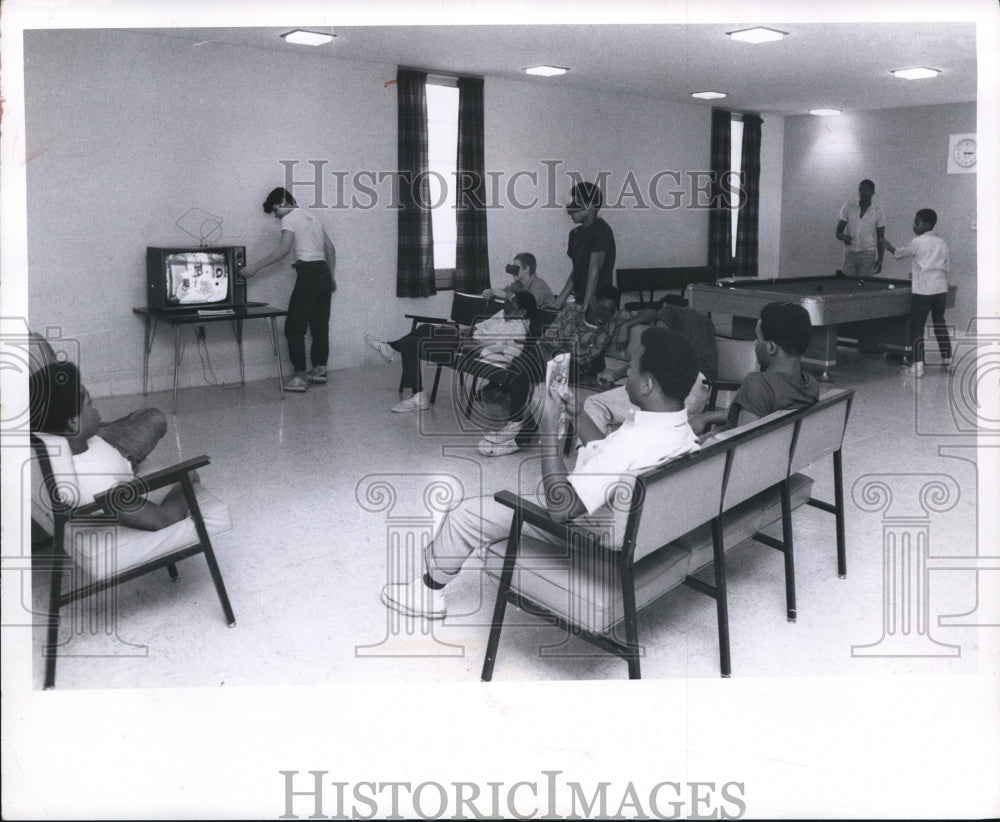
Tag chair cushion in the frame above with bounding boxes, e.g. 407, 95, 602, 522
65, 484, 233, 581
483, 472, 813, 635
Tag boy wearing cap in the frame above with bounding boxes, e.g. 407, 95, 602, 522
482, 252, 556, 308
689, 301, 820, 438
553, 181, 617, 313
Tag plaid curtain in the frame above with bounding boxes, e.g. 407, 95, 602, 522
733, 114, 762, 277
396, 68, 435, 297
707, 108, 732, 277
454, 76, 490, 293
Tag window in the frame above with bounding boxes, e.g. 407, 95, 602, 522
729, 114, 744, 257
426, 78, 459, 289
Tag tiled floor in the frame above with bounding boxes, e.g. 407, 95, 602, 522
24, 346, 993, 689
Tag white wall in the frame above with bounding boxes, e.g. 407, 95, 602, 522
779, 103, 977, 331
25, 28, 785, 398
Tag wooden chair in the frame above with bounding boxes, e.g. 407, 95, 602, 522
704, 335, 759, 411
30, 433, 236, 689
400, 292, 502, 403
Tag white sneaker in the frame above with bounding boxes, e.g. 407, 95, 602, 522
483, 420, 523, 444
284, 374, 309, 392
381, 578, 446, 619
391, 391, 430, 412
901, 362, 924, 378
478, 437, 521, 457
365, 334, 397, 363
308, 366, 328, 384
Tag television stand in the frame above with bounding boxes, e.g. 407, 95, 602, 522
133, 304, 289, 413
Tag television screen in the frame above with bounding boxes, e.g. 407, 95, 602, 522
164, 251, 230, 306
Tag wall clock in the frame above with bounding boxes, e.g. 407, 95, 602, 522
947, 133, 977, 174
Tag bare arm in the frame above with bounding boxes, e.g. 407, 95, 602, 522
875, 226, 886, 273
324, 231, 338, 291
114, 486, 190, 531
539, 382, 587, 522
243, 230, 294, 279
835, 219, 852, 246
580, 251, 605, 312
553, 276, 575, 309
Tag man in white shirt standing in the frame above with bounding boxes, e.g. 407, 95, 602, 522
884, 208, 952, 378
243, 187, 337, 392
835, 179, 886, 277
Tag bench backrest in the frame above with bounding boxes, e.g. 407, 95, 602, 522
628, 449, 729, 563
617, 267, 717, 304
619, 390, 854, 561
789, 389, 853, 474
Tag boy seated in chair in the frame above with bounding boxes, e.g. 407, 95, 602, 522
689, 301, 820, 440
30, 361, 192, 531
28, 330, 167, 469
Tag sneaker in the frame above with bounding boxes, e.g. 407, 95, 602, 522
365, 334, 397, 363
284, 374, 310, 392
391, 391, 430, 412
483, 420, 523, 444
308, 366, 328, 384
941, 356, 955, 372
901, 362, 924, 378
381, 578, 446, 620
478, 436, 521, 457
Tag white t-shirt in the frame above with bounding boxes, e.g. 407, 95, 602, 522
72, 436, 134, 505
569, 408, 699, 515
892, 231, 950, 295
280, 208, 328, 262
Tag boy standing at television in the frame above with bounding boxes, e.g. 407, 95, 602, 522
242, 187, 337, 392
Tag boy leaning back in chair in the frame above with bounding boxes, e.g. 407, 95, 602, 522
30, 361, 193, 531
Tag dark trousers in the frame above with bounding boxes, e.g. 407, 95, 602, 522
909, 292, 951, 364
285, 261, 334, 373
391, 324, 462, 393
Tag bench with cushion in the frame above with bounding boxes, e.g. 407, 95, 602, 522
480, 388, 853, 681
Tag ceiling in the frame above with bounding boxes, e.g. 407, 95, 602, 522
134, 22, 979, 115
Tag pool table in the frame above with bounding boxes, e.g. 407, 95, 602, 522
688, 275, 956, 378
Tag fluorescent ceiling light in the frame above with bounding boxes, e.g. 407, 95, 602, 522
809, 108, 842, 116
727, 27, 787, 44
524, 65, 568, 77
691, 91, 728, 100
282, 30, 335, 46
891, 67, 940, 80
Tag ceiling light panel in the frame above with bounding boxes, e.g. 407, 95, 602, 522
727, 27, 787, 44
524, 65, 568, 77
282, 30, 335, 46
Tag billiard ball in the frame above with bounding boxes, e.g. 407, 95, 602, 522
858, 280, 865, 285
888, 284, 895, 289
817, 285, 824, 291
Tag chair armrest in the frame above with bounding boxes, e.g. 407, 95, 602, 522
92, 456, 210, 509
493, 490, 572, 542
403, 313, 454, 326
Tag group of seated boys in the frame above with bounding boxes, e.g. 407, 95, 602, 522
29, 292, 819, 626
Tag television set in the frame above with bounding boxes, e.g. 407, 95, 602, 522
146, 246, 246, 312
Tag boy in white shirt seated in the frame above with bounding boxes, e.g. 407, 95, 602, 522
30, 361, 192, 531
